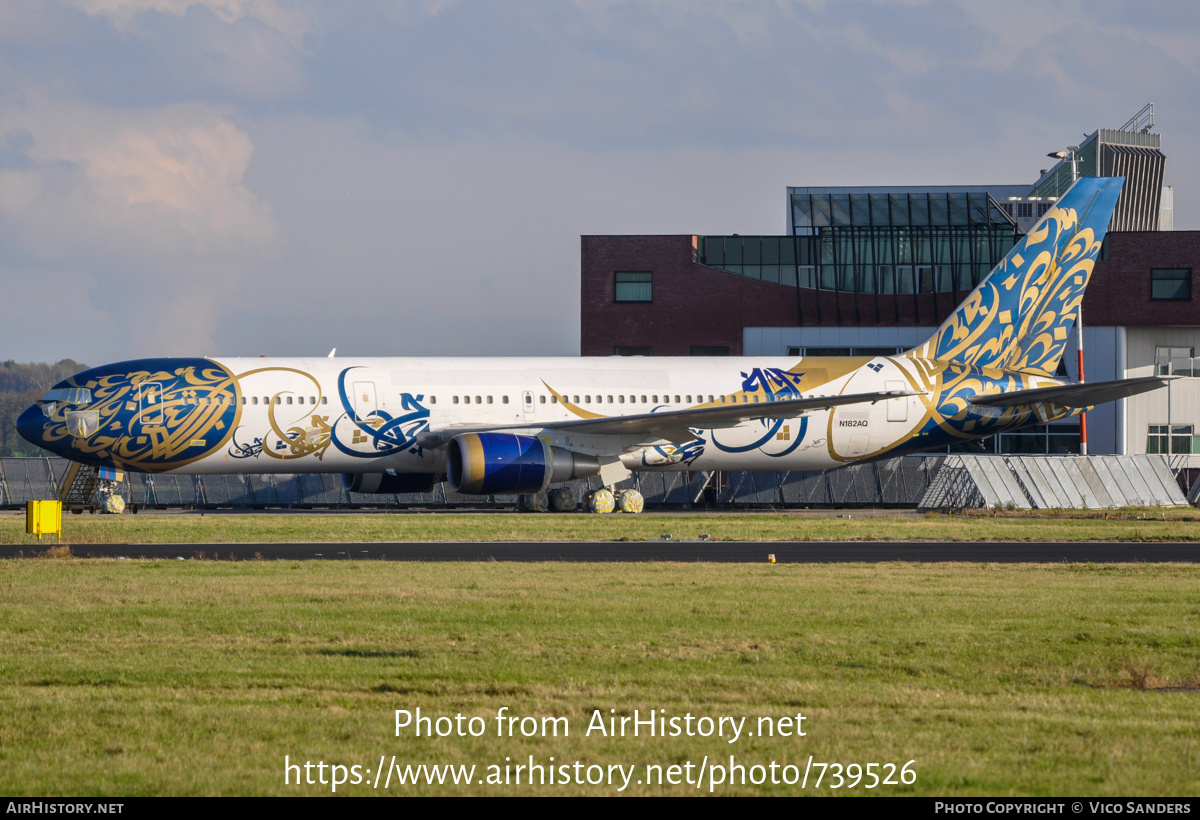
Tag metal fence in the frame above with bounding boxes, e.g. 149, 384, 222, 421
918, 455, 1188, 510
0, 457, 948, 510
4, 455, 1189, 511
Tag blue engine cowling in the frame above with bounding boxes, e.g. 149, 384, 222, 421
447, 433, 600, 495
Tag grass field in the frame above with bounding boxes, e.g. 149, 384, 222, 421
2, 508, 1200, 545
0, 559, 1197, 795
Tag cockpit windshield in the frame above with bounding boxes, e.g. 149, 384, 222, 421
42, 388, 92, 405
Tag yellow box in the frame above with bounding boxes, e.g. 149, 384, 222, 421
26, 500, 62, 540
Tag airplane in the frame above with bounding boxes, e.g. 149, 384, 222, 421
16, 176, 1175, 513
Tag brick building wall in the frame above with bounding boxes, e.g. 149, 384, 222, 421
1083, 232, 1200, 326
581, 232, 1200, 356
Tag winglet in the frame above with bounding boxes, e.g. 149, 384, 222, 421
327, 348, 337, 358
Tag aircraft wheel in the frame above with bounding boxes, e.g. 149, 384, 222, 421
520, 491, 549, 512
587, 488, 615, 514
549, 487, 577, 512
615, 489, 644, 514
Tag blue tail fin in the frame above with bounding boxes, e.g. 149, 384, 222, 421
912, 177, 1124, 375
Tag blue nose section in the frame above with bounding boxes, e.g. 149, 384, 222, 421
16, 403, 53, 454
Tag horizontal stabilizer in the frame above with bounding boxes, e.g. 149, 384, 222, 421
970, 376, 1177, 409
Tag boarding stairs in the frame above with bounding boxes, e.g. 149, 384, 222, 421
58, 461, 100, 511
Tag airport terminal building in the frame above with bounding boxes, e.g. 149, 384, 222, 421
581, 107, 1199, 474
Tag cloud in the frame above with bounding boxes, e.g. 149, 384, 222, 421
0, 0, 311, 107
0, 98, 275, 261
1, 0, 1199, 364
0, 98, 278, 354
68, 0, 313, 46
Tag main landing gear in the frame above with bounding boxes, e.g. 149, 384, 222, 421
517, 487, 644, 514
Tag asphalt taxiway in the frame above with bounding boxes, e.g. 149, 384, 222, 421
4, 541, 1197, 562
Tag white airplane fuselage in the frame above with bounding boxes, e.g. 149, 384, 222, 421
16, 351, 1072, 482
18, 177, 1156, 499
186, 353, 935, 474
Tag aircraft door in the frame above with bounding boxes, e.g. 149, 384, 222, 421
847, 433, 871, 457
522, 391, 535, 421
885, 380, 908, 422
138, 382, 163, 426
352, 381, 377, 423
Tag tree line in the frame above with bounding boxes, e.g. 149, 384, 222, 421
0, 360, 88, 457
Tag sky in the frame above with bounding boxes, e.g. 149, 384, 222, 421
1, 0, 1198, 363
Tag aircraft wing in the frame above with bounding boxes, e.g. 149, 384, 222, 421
969, 376, 1178, 409
423, 389, 926, 446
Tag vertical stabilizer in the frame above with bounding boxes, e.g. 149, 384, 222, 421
910, 177, 1124, 375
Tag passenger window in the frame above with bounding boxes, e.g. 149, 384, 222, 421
502, 396, 509, 404
430, 396, 437, 404
708, 395, 714, 403
525, 395, 532, 404
686, 395, 692, 403
453, 396, 460, 404
540, 395, 546, 404
275, 397, 282, 405
618, 395, 625, 403
476, 396, 482, 404
674, 395, 681, 403
321, 397, 328, 405
551, 396, 558, 404
607, 396, 613, 403
487, 396, 493, 404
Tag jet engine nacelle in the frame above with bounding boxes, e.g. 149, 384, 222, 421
447, 433, 600, 494
341, 472, 439, 494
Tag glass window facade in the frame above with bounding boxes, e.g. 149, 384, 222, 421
614, 271, 652, 302
995, 423, 1081, 455
698, 226, 1018, 294
1154, 347, 1196, 376
1151, 269, 1191, 300
1147, 424, 1198, 455
791, 190, 1009, 230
